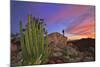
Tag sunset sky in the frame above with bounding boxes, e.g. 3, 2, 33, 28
11, 1, 95, 40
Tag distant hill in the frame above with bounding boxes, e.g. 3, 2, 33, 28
67, 38, 95, 51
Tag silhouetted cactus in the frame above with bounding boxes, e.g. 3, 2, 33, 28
20, 15, 51, 65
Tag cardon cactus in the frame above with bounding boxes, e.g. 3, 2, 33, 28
20, 15, 51, 65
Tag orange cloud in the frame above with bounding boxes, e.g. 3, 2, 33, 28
66, 18, 95, 39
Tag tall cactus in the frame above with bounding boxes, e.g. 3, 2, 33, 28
19, 15, 51, 65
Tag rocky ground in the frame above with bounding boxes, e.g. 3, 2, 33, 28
47, 44, 95, 64
47, 33, 95, 64
11, 32, 95, 66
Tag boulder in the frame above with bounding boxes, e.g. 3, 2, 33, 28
53, 52, 63, 57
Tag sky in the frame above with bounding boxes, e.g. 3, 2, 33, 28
11, 1, 95, 39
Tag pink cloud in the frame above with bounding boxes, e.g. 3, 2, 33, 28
47, 5, 91, 23
66, 17, 95, 38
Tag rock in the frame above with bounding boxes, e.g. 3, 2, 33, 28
54, 47, 63, 52
48, 32, 67, 48
64, 56, 70, 59
89, 47, 95, 52
48, 60, 56, 64
11, 56, 17, 65
75, 57, 82, 62
17, 51, 22, 61
65, 46, 79, 56
56, 59, 63, 63
82, 56, 94, 62
17, 59, 23, 66
69, 58, 75, 62
53, 52, 63, 57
